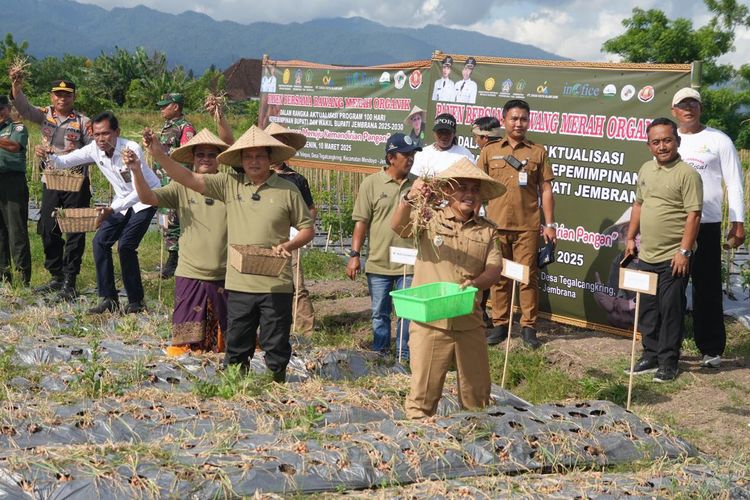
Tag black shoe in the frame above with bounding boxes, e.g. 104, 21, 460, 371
124, 300, 146, 314
653, 366, 679, 383
58, 275, 78, 301
88, 297, 119, 314
34, 275, 64, 294
624, 357, 659, 375
486, 325, 508, 345
272, 369, 286, 383
160, 250, 178, 279
520, 326, 542, 349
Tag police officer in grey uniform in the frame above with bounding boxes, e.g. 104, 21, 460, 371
11, 75, 92, 300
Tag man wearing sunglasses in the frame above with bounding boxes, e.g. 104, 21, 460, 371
671, 88, 745, 370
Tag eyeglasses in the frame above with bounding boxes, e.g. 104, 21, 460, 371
674, 100, 700, 110
195, 152, 218, 159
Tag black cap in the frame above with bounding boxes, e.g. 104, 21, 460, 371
0, 96, 10, 107
51, 80, 76, 92
464, 57, 476, 69
433, 113, 457, 132
385, 133, 422, 154
441, 56, 453, 67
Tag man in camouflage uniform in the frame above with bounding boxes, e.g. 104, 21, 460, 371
156, 93, 196, 278
10, 75, 92, 300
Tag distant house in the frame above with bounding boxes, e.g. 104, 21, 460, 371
223, 58, 262, 100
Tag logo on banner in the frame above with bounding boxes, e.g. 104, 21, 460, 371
536, 81, 550, 95
294, 69, 303, 86
484, 77, 496, 91
379, 71, 391, 88
638, 85, 655, 103
305, 70, 313, 84
515, 79, 527, 92
603, 84, 617, 97
501, 78, 513, 93
562, 82, 601, 97
409, 70, 422, 90
394, 70, 406, 89
282, 68, 291, 85
621, 84, 636, 101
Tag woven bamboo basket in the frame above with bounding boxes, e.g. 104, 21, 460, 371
44, 169, 85, 192
55, 208, 99, 233
229, 244, 288, 276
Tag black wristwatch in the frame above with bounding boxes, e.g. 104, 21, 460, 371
348, 250, 361, 258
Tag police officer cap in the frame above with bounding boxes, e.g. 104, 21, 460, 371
433, 113, 457, 132
0, 96, 10, 107
441, 56, 453, 67
464, 57, 476, 69
385, 133, 422, 154
51, 80, 76, 93
157, 93, 185, 106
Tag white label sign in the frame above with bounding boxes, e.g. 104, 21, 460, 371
501, 258, 529, 284
389, 246, 417, 266
619, 268, 657, 295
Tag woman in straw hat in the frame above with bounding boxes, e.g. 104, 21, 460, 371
126, 129, 230, 356
403, 106, 426, 148
142, 125, 315, 382
391, 157, 506, 419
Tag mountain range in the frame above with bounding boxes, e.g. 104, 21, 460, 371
6, 0, 566, 72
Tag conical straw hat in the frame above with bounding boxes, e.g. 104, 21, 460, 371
403, 105, 426, 126
264, 122, 307, 151
217, 125, 296, 166
170, 128, 229, 164
437, 157, 506, 201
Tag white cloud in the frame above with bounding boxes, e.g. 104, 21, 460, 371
74, 0, 748, 66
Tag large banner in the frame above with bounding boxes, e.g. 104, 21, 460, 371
259, 54, 693, 336
259, 58, 430, 172
428, 54, 692, 336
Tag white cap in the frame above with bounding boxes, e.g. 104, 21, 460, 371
672, 87, 702, 107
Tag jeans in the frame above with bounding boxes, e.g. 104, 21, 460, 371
93, 206, 156, 302
367, 273, 412, 358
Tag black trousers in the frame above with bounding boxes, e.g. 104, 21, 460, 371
223, 291, 293, 375
38, 178, 92, 278
639, 259, 689, 369
691, 223, 725, 356
0, 172, 32, 284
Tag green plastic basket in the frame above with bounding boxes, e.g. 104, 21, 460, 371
390, 282, 478, 323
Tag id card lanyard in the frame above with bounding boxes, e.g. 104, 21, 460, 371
518, 158, 529, 187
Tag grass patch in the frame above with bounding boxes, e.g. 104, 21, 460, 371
488, 349, 577, 403
301, 249, 346, 280
193, 364, 275, 400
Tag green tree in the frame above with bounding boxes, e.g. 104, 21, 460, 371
602, 0, 750, 148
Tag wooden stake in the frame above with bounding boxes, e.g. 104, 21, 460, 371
293, 248, 301, 334
158, 239, 164, 302
501, 280, 517, 389
626, 291, 642, 411
397, 267, 407, 362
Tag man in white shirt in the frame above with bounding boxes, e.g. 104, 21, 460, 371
671, 88, 745, 369
454, 57, 478, 104
41, 112, 161, 314
261, 62, 277, 93
410, 113, 475, 178
431, 56, 456, 102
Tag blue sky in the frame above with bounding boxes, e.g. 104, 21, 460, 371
76, 0, 749, 67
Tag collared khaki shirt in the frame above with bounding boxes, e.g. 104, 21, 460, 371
478, 137, 554, 230
352, 169, 415, 275
203, 170, 313, 293
409, 206, 501, 331
152, 181, 228, 281
635, 157, 703, 264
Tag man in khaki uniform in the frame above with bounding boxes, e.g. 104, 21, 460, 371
392, 157, 505, 418
478, 99, 556, 349
348, 133, 420, 359
149, 125, 314, 382
624, 117, 702, 383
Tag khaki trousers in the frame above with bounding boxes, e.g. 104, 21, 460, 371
405, 322, 491, 419
291, 249, 315, 335
491, 230, 539, 328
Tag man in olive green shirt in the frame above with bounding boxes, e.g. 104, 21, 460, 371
0, 96, 31, 285
625, 118, 702, 383
348, 133, 420, 358
145, 125, 314, 382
